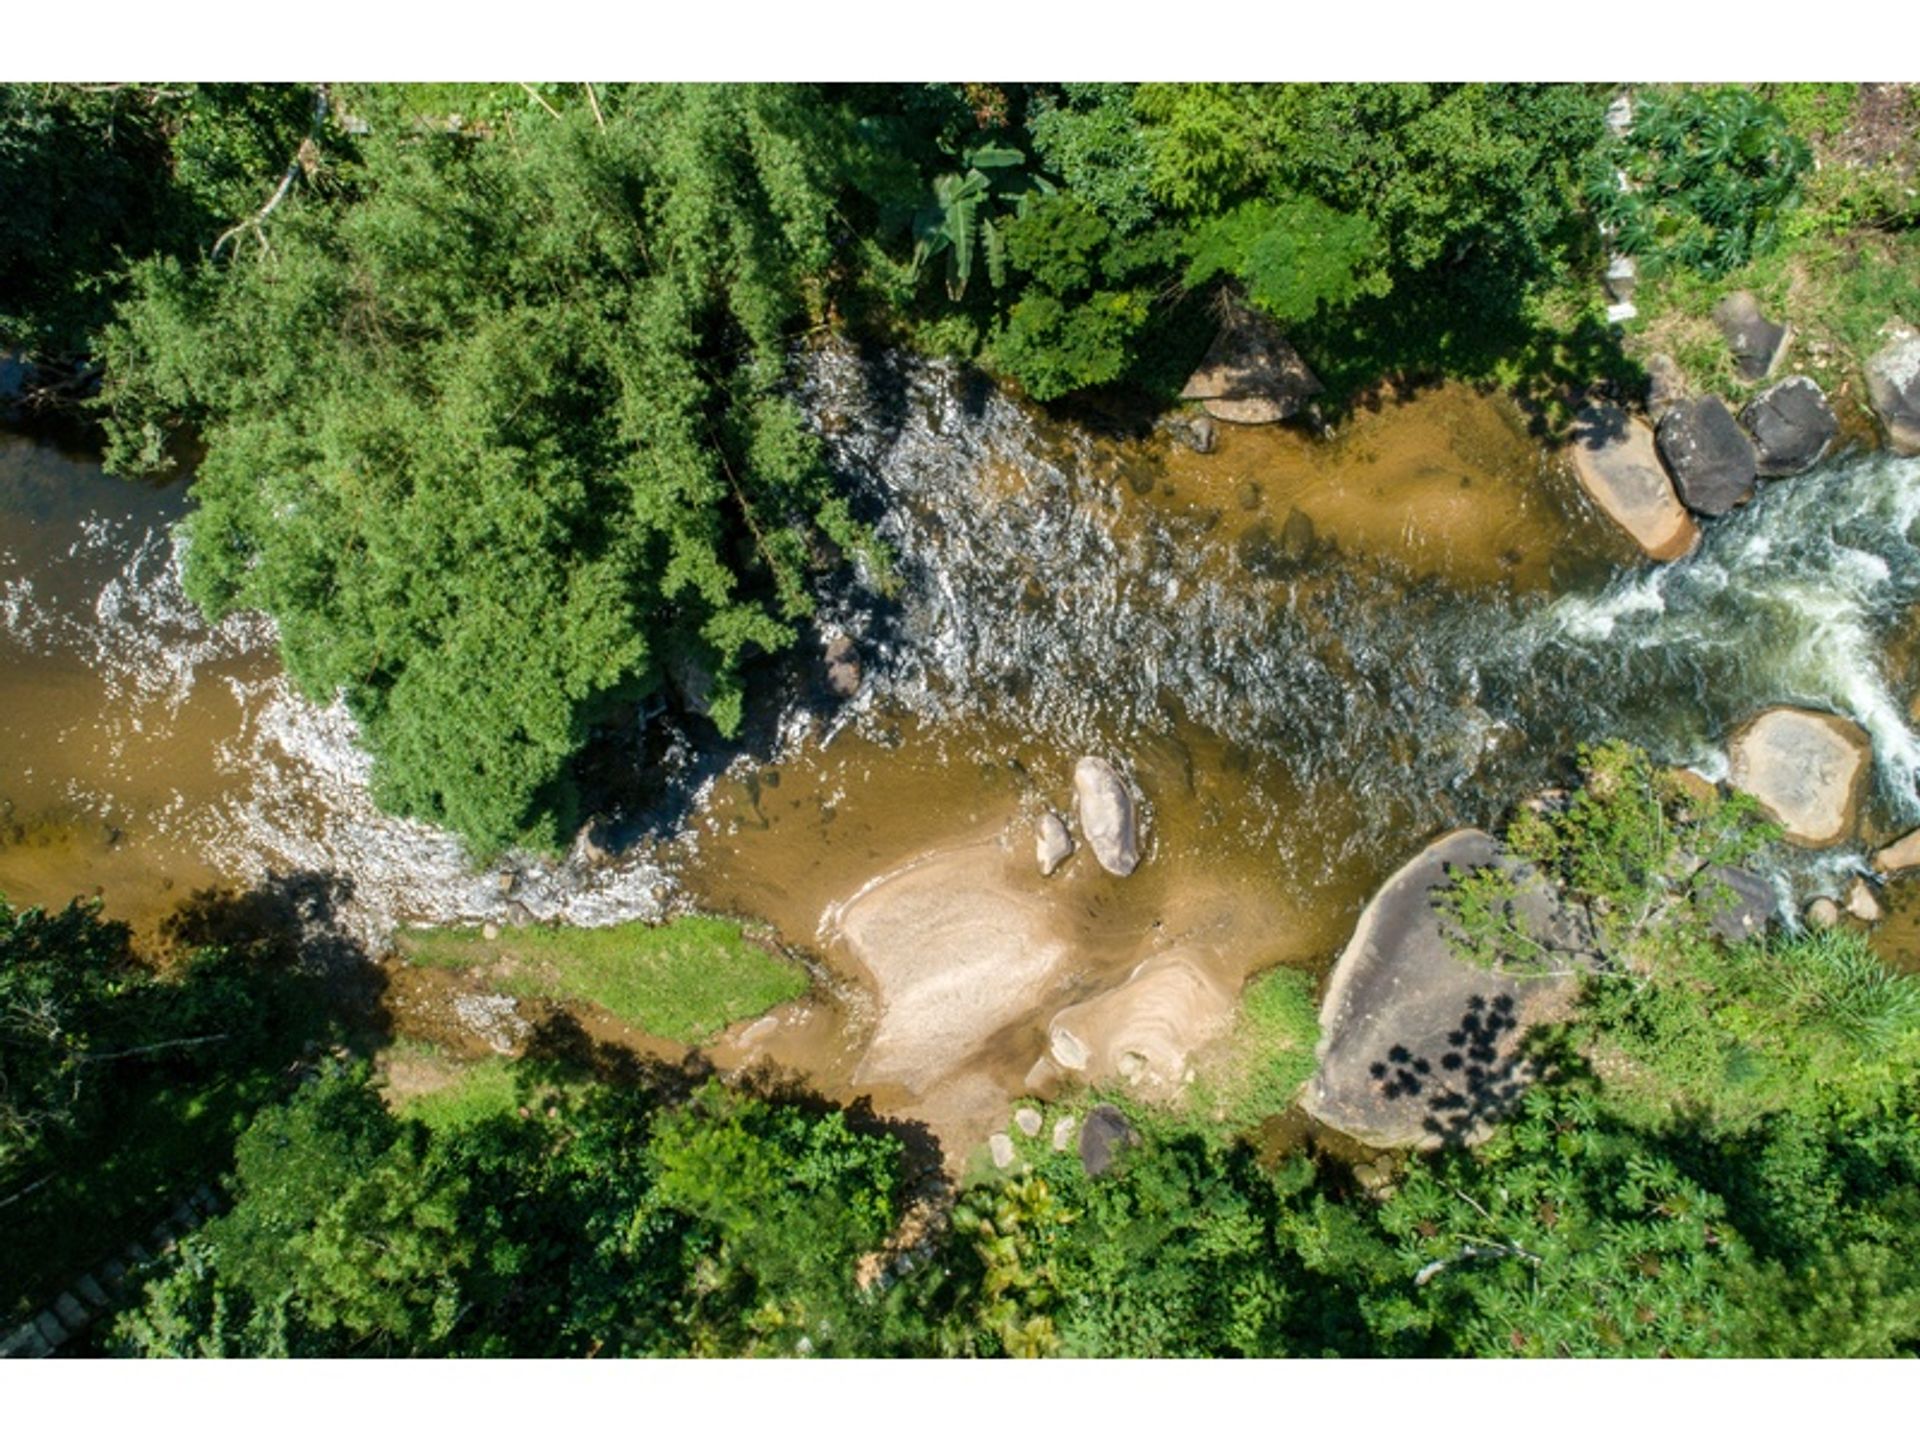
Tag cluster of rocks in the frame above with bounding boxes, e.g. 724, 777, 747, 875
984, 1102, 1135, 1178
1304, 701, 1902, 1153
1031, 756, 1142, 879
1571, 292, 1844, 562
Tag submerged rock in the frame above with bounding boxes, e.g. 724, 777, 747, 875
1034, 810, 1074, 876
1303, 829, 1595, 1151
1236, 507, 1316, 579
1715, 291, 1789, 383
1179, 308, 1323, 425
1657, 396, 1758, 517
823, 634, 862, 698
1078, 1104, 1137, 1176
1727, 707, 1871, 847
1741, 376, 1838, 477
1568, 403, 1700, 561
1073, 757, 1140, 877
1866, 321, 1920, 455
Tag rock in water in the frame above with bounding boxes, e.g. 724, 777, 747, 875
1847, 876, 1883, 924
1874, 828, 1920, 874
1741, 377, 1838, 477
823, 634, 861, 698
1715, 291, 1790, 383
1303, 829, 1596, 1151
1727, 707, 1871, 847
1034, 810, 1074, 876
1567, 404, 1700, 561
1805, 897, 1840, 930
1073, 756, 1140, 876
1657, 396, 1758, 517
1179, 307, 1323, 425
1866, 321, 1920, 455
1078, 1105, 1136, 1176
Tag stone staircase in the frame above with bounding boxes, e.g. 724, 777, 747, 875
1, 1183, 224, 1359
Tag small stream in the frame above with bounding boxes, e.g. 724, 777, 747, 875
6, 346, 1920, 1132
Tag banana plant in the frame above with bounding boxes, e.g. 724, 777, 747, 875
910, 143, 1056, 302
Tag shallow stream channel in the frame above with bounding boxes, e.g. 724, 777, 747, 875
7, 342, 1920, 1151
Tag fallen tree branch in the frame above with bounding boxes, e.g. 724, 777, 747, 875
81, 1033, 230, 1063
519, 83, 563, 120
212, 84, 329, 260
583, 83, 605, 131
0, 1173, 55, 1211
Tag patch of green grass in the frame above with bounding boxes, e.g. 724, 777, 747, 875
1184, 965, 1321, 1134
395, 915, 809, 1046
382, 1042, 525, 1132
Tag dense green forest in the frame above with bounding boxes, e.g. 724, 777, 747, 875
6, 745, 1919, 1356
6, 81, 1920, 1360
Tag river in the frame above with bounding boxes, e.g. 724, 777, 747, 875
7, 346, 1920, 1141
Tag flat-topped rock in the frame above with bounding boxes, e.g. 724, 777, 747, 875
1073, 757, 1140, 877
1847, 877, 1883, 924
1047, 950, 1235, 1095
1866, 321, 1920, 455
1568, 404, 1700, 561
1715, 291, 1789, 383
1303, 829, 1596, 1151
1742, 376, 1838, 477
1657, 395, 1757, 517
1078, 1104, 1137, 1176
1694, 865, 1774, 943
1180, 308, 1323, 425
1727, 707, 1871, 847
829, 843, 1074, 1093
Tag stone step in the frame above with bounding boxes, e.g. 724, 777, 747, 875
98, 1258, 128, 1292
123, 1242, 153, 1268
171, 1201, 198, 1230
52, 1292, 90, 1331
75, 1274, 112, 1310
31, 1310, 69, 1349
193, 1185, 220, 1212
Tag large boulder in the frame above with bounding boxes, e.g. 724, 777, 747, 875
1073, 757, 1140, 877
1714, 291, 1789, 383
1866, 321, 1920, 455
1179, 308, 1323, 425
1078, 1104, 1137, 1176
822, 634, 861, 698
828, 843, 1075, 1093
1873, 827, 1920, 874
1727, 707, 1872, 847
1567, 404, 1700, 561
1694, 865, 1775, 944
1741, 376, 1838, 477
1046, 950, 1236, 1095
1657, 396, 1758, 516
1303, 830, 1596, 1151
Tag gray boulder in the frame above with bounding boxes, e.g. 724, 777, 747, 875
1714, 291, 1790, 383
1657, 396, 1758, 517
1866, 321, 1920, 455
1567, 404, 1699, 561
1741, 376, 1838, 477
1073, 757, 1140, 877
1805, 897, 1840, 930
1179, 307, 1323, 425
1304, 829, 1596, 1151
1694, 865, 1774, 943
1078, 1104, 1137, 1176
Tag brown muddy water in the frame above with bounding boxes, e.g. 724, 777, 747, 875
8, 347, 1920, 1153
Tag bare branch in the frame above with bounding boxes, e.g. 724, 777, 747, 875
519, 83, 563, 121
583, 83, 605, 131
